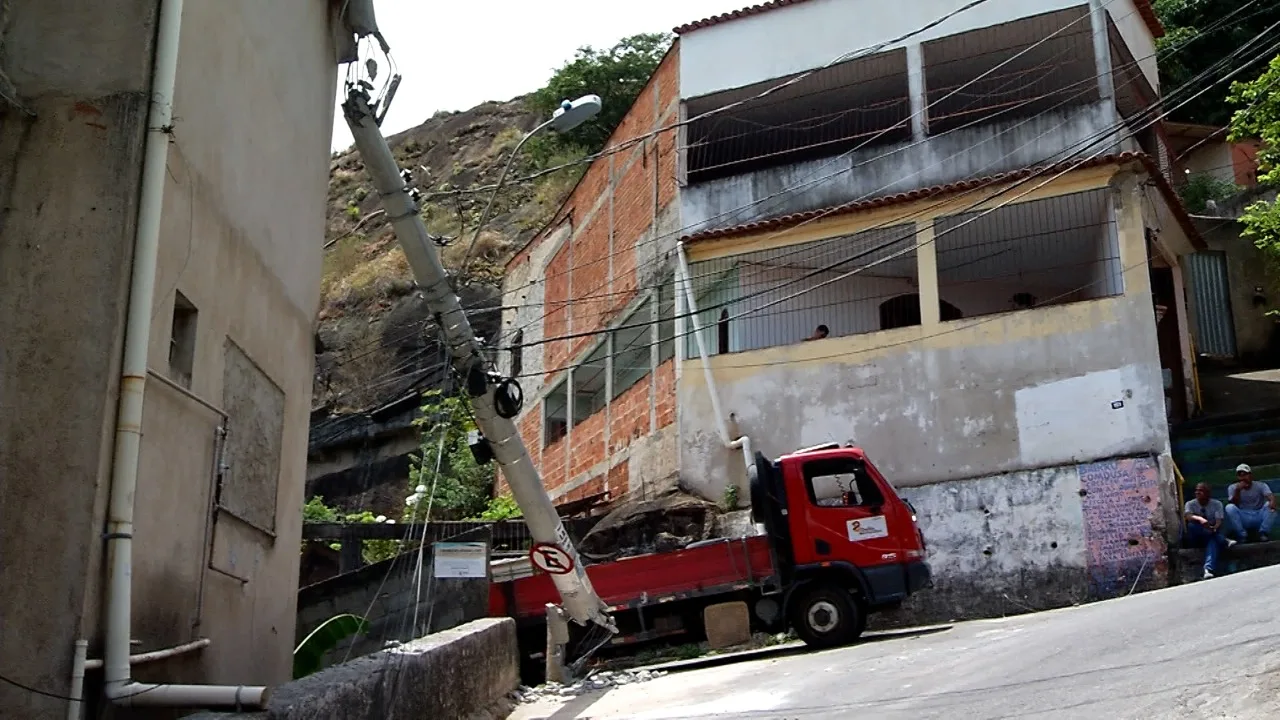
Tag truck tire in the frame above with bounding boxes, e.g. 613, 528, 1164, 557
790, 584, 864, 649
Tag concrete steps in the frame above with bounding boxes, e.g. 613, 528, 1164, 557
1173, 540, 1280, 584
1172, 408, 1280, 498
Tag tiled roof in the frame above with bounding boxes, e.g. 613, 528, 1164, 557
675, 0, 1164, 38
680, 151, 1204, 249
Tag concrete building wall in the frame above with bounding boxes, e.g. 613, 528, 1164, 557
678, 166, 1167, 500
122, 0, 337, 690
295, 540, 492, 671
1183, 142, 1236, 185
885, 454, 1168, 624
501, 48, 682, 503
0, 1, 158, 716
678, 0, 1089, 99
0, 0, 336, 716
681, 102, 1130, 235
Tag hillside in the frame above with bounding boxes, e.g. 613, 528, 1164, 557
315, 97, 586, 413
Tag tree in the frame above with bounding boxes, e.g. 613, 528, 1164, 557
1155, 0, 1280, 126
1227, 53, 1280, 298
407, 390, 497, 520
528, 33, 673, 158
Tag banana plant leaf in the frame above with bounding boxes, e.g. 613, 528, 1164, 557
293, 613, 369, 679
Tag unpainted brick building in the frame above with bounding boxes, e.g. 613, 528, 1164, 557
500, 47, 683, 509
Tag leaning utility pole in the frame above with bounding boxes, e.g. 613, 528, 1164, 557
341, 85, 613, 634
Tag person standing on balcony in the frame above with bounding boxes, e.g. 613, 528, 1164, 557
1225, 464, 1277, 543
804, 324, 829, 342
1184, 482, 1232, 579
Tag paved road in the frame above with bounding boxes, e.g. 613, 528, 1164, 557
510, 566, 1280, 719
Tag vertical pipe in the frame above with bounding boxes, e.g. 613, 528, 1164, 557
676, 244, 731, 446
104, 0, 186, 694
66, 639, 88, 720
100, 0, 268, 707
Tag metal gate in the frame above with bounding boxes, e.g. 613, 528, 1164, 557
1185, 251, 1237, 357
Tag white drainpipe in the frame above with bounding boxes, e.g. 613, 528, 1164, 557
675, 244, 754, 475
89, 0, 268, 710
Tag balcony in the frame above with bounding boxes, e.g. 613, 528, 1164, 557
680, 5, 1146, 236
682, 186, 1123, 359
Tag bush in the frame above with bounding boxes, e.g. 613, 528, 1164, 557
1178, 172, 1241, 214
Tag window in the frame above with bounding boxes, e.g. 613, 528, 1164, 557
544, 381, 568, 446
572, 343, 608, 424
802, 457, 883, 509
612, 299, 652, 399
169, 291, 198, 388
509, 329, 524, 378
220, 339, 284, 533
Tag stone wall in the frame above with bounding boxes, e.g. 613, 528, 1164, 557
295, 535, 492, 671
185, 618, 518, 720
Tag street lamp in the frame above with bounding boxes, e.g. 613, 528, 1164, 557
459, 94, 602, 277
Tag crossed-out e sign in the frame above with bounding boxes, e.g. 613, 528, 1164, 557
530, 542, 574, 575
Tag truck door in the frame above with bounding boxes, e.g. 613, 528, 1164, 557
789, 454, 905, 571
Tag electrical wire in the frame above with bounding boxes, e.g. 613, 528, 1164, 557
327, 0, 1157, 366
324, 4, 1276, 412
501, 28, 1280, 382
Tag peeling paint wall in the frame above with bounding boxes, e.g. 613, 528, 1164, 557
879, 454, 1170, 625
678, 173, 1166, 501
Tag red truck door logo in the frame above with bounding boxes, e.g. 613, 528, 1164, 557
846, 516, 889, 542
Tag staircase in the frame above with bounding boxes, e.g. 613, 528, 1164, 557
1172, 408, 1280, 500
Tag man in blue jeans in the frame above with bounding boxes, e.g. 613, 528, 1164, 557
1225, 463, 1277, 542
1185, 482, 1232, 578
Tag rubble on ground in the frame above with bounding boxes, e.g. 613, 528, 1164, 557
510, 669, 667, 702
578, 484, 725, 560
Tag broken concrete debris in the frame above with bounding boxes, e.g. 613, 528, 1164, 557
511, 669, 668, 702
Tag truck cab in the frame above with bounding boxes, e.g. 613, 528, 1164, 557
751, 443, 930, 647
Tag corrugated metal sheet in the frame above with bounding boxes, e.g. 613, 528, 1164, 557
1185, 252, 1237, 357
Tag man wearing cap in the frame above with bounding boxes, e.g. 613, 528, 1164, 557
1225, 463, 1277, 543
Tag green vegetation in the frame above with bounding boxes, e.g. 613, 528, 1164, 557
527, 32, 673, 161
293, 614, 369, 679
1155, 0, 1280, 125
1177, 172, 1241, 213
301, 496, 400, 564
1227, 53, 1280, 305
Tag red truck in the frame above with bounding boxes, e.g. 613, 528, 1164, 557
488, 444, 931, 679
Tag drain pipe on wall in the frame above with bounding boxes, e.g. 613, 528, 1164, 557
675, 243, 754, 476
85, 0, 268, 711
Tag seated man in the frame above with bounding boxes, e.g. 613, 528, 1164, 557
1184, 482, 1232, 579
1225, 463, 1277, 542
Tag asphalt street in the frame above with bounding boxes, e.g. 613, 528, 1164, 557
510, 566, 1280, 719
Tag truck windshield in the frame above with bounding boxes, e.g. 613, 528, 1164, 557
802, 457, 884, 508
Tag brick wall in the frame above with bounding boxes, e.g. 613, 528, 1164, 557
501, 44, 683, 503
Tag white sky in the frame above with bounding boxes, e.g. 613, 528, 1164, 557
330, 0, 749, 151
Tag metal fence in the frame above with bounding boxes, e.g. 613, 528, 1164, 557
303, 518, 600, 574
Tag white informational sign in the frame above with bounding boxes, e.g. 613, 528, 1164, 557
432, 542, 488, 579
846, 516, 889, 542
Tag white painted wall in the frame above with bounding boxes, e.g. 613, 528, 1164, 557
1013, 365, 1156, 467
1183, 142, 1236, 185
1104, 0, 1159, 92
680, 0, 1086, 99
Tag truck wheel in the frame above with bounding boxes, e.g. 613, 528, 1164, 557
791, 584, 863, 649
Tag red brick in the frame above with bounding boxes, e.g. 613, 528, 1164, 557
518, 44, 682, 493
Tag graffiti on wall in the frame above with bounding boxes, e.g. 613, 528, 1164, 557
1078, 456, 1165, 598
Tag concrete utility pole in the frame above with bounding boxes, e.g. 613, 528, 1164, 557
341, 86, 613, 635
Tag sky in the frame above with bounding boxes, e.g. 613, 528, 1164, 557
329, 0, 749, 151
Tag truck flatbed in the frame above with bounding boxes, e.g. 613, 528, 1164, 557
489, 535, 779, 630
